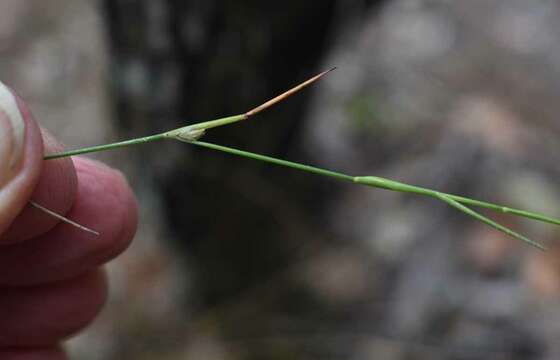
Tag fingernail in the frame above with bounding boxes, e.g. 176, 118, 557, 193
0, 81, 25, 182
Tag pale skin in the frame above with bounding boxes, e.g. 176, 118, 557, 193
0, 91, 138, 359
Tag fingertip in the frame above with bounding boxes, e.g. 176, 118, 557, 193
0, 90, 43, 235
0, 270, 108, 347
0, 157, 138, 285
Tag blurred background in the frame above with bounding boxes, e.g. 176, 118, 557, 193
2, 0, 560, 358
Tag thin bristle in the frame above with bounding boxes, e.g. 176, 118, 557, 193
245, 67, 336, 117
30, 201, 100, 236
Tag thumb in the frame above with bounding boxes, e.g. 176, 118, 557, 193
0, 81, 43, 234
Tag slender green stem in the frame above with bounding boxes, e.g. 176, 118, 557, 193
189, 140, 355, 183
353, 176, 551, 249
46, 131, 557, 250
353, 176, 560, 227
354, 176, 434, 196
188, 114, 247, 131
444, 194, 560, 226
44, 133, 167, 160
39, 68, 559, 250
189, 142, 551, 250
45, 131, 558, 249
43, 115, 249, 160
435, 193, 546, 250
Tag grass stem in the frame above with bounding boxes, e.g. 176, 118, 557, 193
44, 133, 167, 160
190, 142, 552, 250
41, 69, 559, 249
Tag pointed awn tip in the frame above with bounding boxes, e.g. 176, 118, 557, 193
245, 67, 336, 118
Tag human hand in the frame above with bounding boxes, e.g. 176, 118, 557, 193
0, 82, 138, 359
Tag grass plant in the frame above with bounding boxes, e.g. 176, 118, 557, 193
44, 69, 559, 250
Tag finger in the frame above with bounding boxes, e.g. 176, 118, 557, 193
0, 157, 138, 285
0, 345, 67, 360
0, 270, 107, 347
0, 82, 43, 235
0, 129, 77, 244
